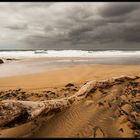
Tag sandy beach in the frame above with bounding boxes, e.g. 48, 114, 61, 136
0, 59, 140, 138
1, 1, 140, 138
0, 63, 140, 90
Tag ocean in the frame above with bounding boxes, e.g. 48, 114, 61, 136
0, 49, 140, 77
0, 50, 140, 59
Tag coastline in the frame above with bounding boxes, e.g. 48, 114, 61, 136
0, 56, 140, 78
0, 2, 140, 137
0, 58, 140, 138
0, 63, 140, 91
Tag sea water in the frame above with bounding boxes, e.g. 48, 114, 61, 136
0, 50, 140, 59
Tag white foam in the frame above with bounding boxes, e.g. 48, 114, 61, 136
0, 50, 140, 59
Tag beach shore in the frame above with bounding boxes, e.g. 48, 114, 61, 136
0, 63, 139, 91
0, 61, 140, 138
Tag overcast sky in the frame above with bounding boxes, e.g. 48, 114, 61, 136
0, 2, 140, 50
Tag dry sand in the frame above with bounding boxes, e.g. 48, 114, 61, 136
0, 64, 140, 138
0, 64, 140, 90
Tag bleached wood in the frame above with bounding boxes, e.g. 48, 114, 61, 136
0, 75, 139, 127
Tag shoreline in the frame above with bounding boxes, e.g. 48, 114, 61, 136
0, 56, 140, 78
0, 62, 140, 138
0, 64, 140, 91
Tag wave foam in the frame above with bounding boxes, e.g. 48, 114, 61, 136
0, 50, 140, 59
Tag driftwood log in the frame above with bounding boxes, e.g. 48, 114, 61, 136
0, 75, 139, 127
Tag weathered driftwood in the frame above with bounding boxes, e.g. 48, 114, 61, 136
0, 75, 139, 127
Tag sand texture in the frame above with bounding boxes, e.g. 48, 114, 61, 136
0, 64, 140, 90
0, 64, 140, 138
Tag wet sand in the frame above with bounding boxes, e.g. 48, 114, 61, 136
0, 64, 139, 91
0, 60, 140, 138
0, 56, 140, 77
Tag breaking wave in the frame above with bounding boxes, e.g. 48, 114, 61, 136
0, 50, 140, 59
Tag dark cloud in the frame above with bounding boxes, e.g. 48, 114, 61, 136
100, 3, 139, 17
5, 24, 28, 30
120, 23, 140, 42
0, 2, 140, 50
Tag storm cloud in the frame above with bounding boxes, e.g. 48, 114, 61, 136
0, 2, 140, 50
